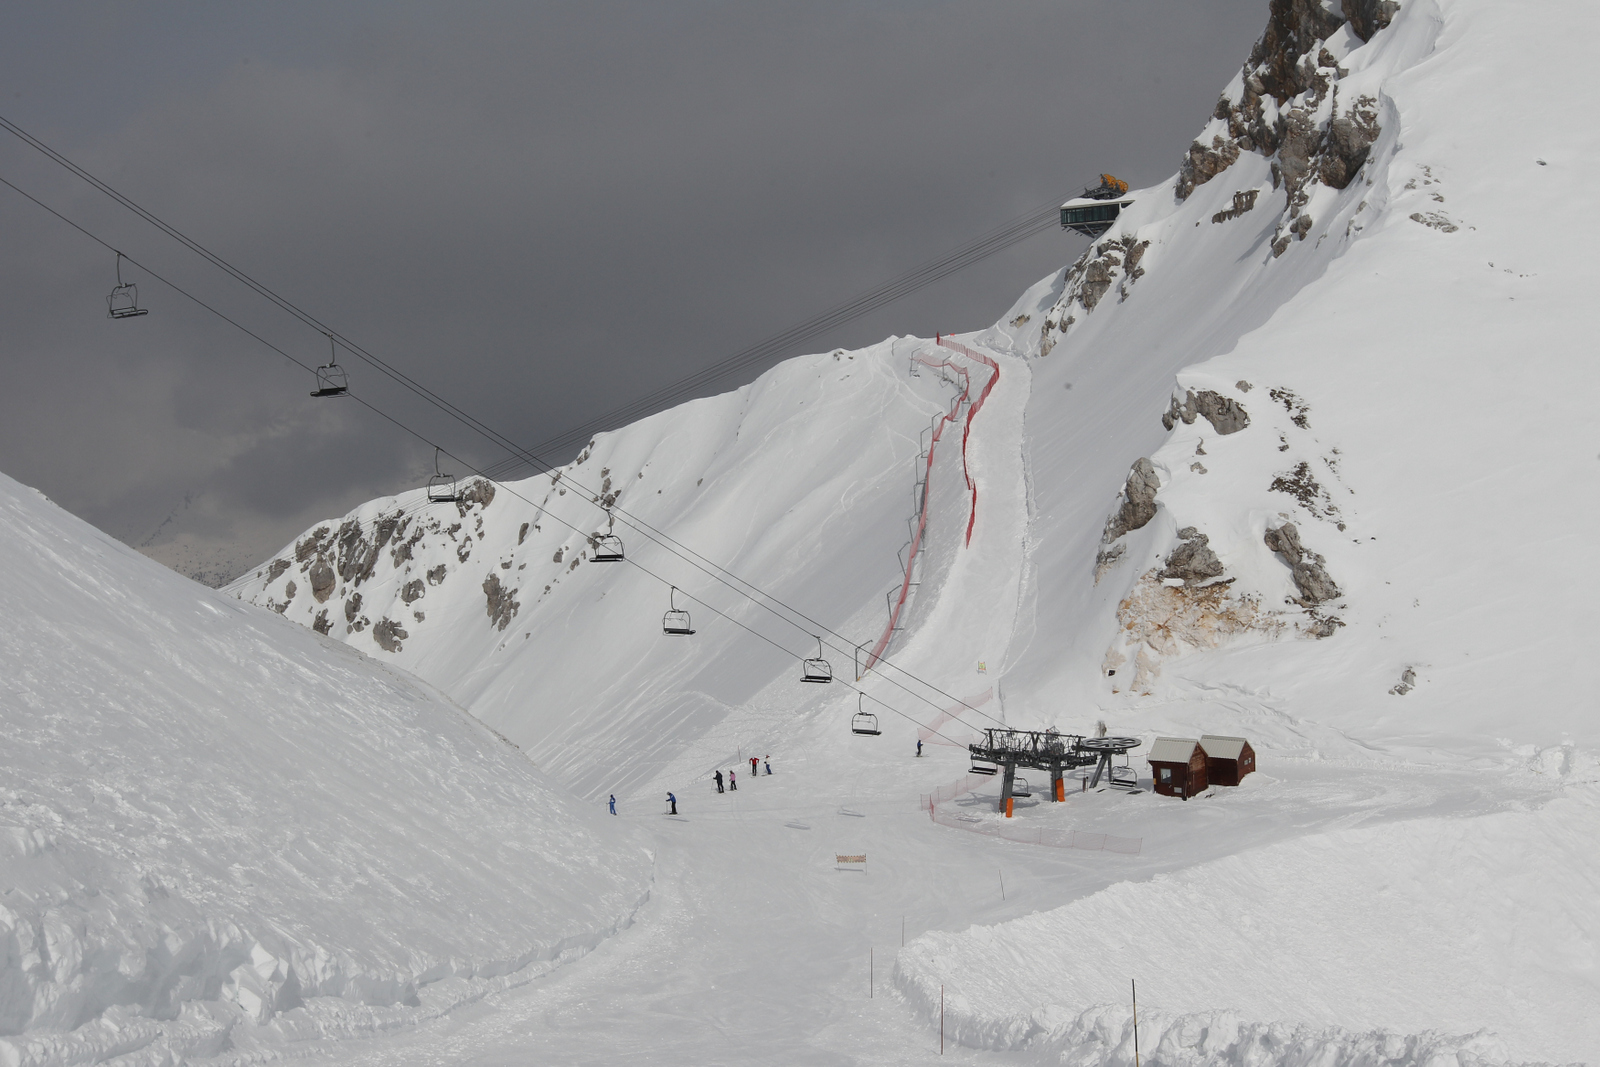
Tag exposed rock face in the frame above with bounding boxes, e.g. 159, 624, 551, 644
373, 618, 408, 653
1390, 666, 1417, 695
483, 574, 520, 632
1343, 0, 1399, 41
312, 609, 332, 636
426, 564, 447, 586
1264, 522, 1341, 605
1177, 135, 1242, 200
400, 579, 426, 604
1101, 459, 1160, 544
344, 592, 363, 625
1159, 528, 1226, 587
1041, 237, 1153, 352
266, 559, 291, 584
1176, 0, 1394, 260
309, 561, 336, 603
1251, 0, 1345, 102
1163, 389, 1251, 435
1212, 189, 1261, 224
1110, 572, 1275, 695
458, 479, 496, 512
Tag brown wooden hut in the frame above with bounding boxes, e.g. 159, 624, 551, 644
1147, 737, 1207, 798
1200, 735, 1256, 786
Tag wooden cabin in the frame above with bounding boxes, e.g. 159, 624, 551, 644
1147, 737, 1207, 798
1200, 735, 1256, 786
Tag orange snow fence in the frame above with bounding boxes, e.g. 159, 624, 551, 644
861, 337, 1000, 674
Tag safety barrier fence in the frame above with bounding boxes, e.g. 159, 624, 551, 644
921, 773, 1143, 855
862, 338, 1000, 674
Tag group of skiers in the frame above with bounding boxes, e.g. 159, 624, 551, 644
606, 756, 774, 818
712, 755, 771, 794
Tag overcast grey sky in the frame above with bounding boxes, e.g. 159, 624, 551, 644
0, 1, 1265, 583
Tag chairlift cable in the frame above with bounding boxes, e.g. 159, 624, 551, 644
0, 152, 1016, 732
1, 163, 1015, 732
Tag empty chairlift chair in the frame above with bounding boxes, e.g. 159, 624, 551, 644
311, 335, 349, 397
969, 759, 998, 776
427, 447, 460, 504
662, 586, 695, 636
106, 252, 148, 319
591, 513, 625, 563
800, 637, 832, 683
1012, 776, 1032, 798
850, 695, 881, 736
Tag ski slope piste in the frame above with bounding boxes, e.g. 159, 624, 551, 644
5, 0, 1599, 1063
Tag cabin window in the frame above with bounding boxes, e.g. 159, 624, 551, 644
1158, 768, 1172, 782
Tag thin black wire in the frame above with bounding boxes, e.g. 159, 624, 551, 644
0, 170, 987, 747
0, 115, 1031, 728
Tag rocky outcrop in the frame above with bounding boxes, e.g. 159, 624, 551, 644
1251, 0, 1345, 102
1212, 189, 1260, 224
1163, 389, 1251, 435
400, 579, 426, 604
1177, 136, 1243, 201
1040, 237, 1152, 352
1159, 528, 1226, 587
483, 574, 520, 632
1264, 522, 1341, 606
1101, 459, 1160, 544
309, 560, 336, 603
1343, 0, 1399, 41
373, 618, 408, 653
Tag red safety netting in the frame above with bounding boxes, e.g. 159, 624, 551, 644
920, 774, 1143, 855
861, 337, 999, 674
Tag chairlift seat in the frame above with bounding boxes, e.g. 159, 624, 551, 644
311, 365, 349, 398
850, 711, 880, 736
1012, 776, 1032, 798
591, 533, 625, 563
969, 762, 998, 776
427, 475, 460, 504
107, 284, 148, 319
801, 657, 832, 683
663, 609, 695, 636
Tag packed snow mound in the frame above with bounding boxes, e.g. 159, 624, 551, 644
0, 470, 651, 1067
898, 793, 1600, 1064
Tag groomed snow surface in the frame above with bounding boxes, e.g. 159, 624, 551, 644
8, 0, 1600, 1063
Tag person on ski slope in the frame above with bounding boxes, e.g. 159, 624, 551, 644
714, 770, 724, 794
750, 756, 759, 777
764, 758, 772, 775
917, 739, 923, 757
729, 769, 737, 791
667, 792, 677, 815
609, 794, 616, 815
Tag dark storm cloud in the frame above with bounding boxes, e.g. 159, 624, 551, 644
0, 1, 1266, 581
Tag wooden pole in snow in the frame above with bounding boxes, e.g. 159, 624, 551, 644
1132, 978, 1140, 1067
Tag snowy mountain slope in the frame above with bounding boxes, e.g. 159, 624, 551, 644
990, 0, 1600, 754
228, 342, 981, 799
0, 469, 651, 1067
218, 0, 1600, 1061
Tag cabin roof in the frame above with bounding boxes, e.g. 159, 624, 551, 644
1200, 735, 1250, 760
1147, 736, 1201, 764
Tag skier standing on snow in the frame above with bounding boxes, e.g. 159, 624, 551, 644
714, 770, 724, 793
609, 794, 616, 815
750, 756, 759, 778
917, 739, 923, 757
667, 792, 677, 815
764, 758, 772, 775
729, 769, 737, 791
